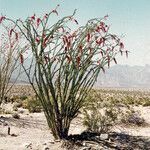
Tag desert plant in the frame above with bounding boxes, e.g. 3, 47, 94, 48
83, 91, 119, 134
22, 96, 42, 113
2, 6, 127, 139
0, 21, 22, 105
83, 107, 117, 134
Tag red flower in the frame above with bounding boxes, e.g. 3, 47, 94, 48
52, 10, 58, 16
15, 32, 18, 40
76, 56, 81, 66
0, 16, 6, 24
87, 33, 90, 42
63, 38, 66, 45
9, 29, 14, 36
20, 54, 24, 64
100, 21, 105, 27
67, 40, 71, 49
66, 55, 71, 63
44, 56, 49, 64
78, 45, 82, 53
35, 37, 40, 43
104, 14, 109, 20
95, 26, 100, 32
64, 35, 68, 44
44, 36, 49, 44
65, 47, 68, 51
97, 60, 100, 64
31, 14, 35, 20
44, 14, 48, 19
36, 18, 41, 26
42, 33, 46, 38
42, 42, 47, 48
120, 42, 124, 49
96, 38, 104, 46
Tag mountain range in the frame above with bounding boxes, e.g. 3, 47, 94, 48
12, 64, 150, 88
95, 64, 150, 88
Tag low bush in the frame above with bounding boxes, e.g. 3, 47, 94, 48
83, 90, 120, 134
82, 90, 141, 133
83, 107, 118, 134
22, 96, 42, 113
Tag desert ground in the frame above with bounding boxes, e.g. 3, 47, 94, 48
0, 85, 150, 150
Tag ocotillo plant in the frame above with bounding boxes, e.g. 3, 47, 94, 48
1, 6, 128, 139
0, 21, 22, 105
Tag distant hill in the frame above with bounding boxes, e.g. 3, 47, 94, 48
11, 64, 150, 88
95, 64, 150, 88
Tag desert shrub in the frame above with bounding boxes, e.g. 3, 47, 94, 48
83, 90, 119, 134
3, 6, 127, 139
19, 95, 28, 101
83, 107, 118, 134
22, 96, 42, 113
13, 101, 23, 108
83, 90, 138, 133
123, 96, 135, 105
4, 110, 13, 114
142, 98, 150, 106
0, 107, 4, 114
0, 24, 21, 105
142, 101, 150, 106
12, 105, 18, 111
121, 111, 145, 126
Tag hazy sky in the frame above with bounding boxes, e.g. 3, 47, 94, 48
0, 0, 150, 66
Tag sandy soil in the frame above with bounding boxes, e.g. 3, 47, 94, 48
0, 110, 86, 150
0, 106, 150, 150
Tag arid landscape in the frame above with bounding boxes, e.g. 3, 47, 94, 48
1, 0, 150, 150
0, 85, 150, 150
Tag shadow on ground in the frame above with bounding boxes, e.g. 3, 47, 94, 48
0, 115, 46, 129
62, 131, 150, 150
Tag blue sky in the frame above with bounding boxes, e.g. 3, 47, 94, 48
0, 0, 150, 66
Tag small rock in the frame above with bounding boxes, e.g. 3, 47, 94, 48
43, 142, 47, 145
43, 146, 50, 150
80, 146, 91, 150
82, 142, 87, 146
12, 113, 20, 119
18, 109, 24, 114
100, 133, 109, 140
